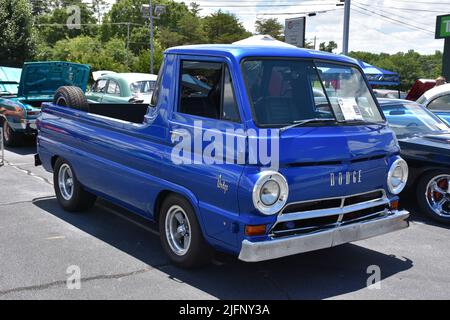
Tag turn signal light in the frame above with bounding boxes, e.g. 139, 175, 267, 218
245, 224, 266, 236
390, 200, 399, 210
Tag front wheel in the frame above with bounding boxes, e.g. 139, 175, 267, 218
159, 194, 212, 267
417, 170, 450, 224
53, 158, 96, 212
2, 120, 22, 147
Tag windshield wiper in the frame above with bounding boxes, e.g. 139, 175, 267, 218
343, 119, 385, 126
279, 118, 337, 132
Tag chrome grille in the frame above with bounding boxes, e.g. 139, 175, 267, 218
270, 190, 390, 238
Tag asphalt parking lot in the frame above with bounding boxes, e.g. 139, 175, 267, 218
1, 141, 450, 300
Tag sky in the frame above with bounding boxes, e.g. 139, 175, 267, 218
104, 0, 448, 54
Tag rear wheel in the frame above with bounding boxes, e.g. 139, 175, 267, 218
53, 158, 96, 212
159, 194, 212, 267
417, 170, 450, 224
53, 86, 89, 112
2, 120, 22, 147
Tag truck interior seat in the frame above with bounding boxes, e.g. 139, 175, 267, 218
181, 96, 219, 119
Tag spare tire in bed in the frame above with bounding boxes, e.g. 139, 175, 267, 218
53, 86, 89, 112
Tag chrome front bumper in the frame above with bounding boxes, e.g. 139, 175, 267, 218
238, 210, 409, 262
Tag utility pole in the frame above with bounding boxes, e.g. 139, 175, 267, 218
149, 0, 154, 74
444, 38, 450, 81
342, 0, 351, 55
142, 3, 165, 74
126, 22, 130, 67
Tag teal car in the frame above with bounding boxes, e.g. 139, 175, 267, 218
0, 66, 22, 94
86, 73, 157, 104
0, 61, 90, 147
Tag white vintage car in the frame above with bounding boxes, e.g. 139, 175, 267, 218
417, 83, 450, 124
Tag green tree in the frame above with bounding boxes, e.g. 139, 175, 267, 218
129, 26, 151, 54
203, 10, 251, 43
319, 41, 337, 53
157, 27, 184, 49
36, 1, 97, 45
0, 0, 36, 66
133, 44, 164, 74
89, 0, 109, 22
37, 35, 134, 72
255, 18, 283, 40
30, 0, 50, 15
102, 0, 193, 40
349, 50, 444, 91
189, 2, 201, 17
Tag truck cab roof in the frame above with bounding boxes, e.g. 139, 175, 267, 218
165, 44, 359, 66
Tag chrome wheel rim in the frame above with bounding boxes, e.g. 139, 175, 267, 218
165, 205, 191, 256
426, 174, 450, 217
58, 164, 74, 200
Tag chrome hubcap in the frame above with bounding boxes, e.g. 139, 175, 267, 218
165, 205, 191, 256
426, 174, 450, 217
58, 164, 74, 200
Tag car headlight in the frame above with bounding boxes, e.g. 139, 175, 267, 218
253, 171, 289, 215
387, 158, 408, 195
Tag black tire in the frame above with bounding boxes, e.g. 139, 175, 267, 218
417, 169, 450, 224
159, 194, 212, 268
53, 86, 89, 112
2, 120, 22, 147
53, 158, 96, 212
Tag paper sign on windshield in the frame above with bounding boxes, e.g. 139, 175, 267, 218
338, 98, 364, 121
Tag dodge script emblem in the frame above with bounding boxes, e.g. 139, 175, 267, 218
330, 170, 362, 186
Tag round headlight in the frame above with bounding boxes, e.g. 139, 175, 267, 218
260, 180, 280, 206
387, 158, 408, 194
253, 171, 289, 215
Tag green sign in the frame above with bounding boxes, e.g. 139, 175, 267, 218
436, 14, 450, 39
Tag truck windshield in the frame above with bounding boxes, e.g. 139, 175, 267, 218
242, 59, 384, 126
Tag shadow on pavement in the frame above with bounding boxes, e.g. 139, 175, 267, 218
5, 143, 36, 156
33, 197, 413, 299
400, 192, 450, 230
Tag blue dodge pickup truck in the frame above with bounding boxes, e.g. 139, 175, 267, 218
36, 44, 410, 267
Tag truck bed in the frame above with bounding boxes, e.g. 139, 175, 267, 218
87, 103, 149, 123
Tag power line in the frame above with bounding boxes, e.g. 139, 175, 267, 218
354, 1, 445, 14
388, 0, 450, 5
354, 1, 438, 28
192, 3, 340, 8
352, 4, 435, 35
184, 0, 338, 3
351, 7, 427, 47
258, 7, 342, 16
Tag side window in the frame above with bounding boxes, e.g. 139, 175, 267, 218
308, 67, 334, 117
94, 79, 107, 93
428, 94, 450, 111
150, 61, 164, 106
222, 67, 240, 122
106, 80, 120, 95
179, 60, 240, 122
